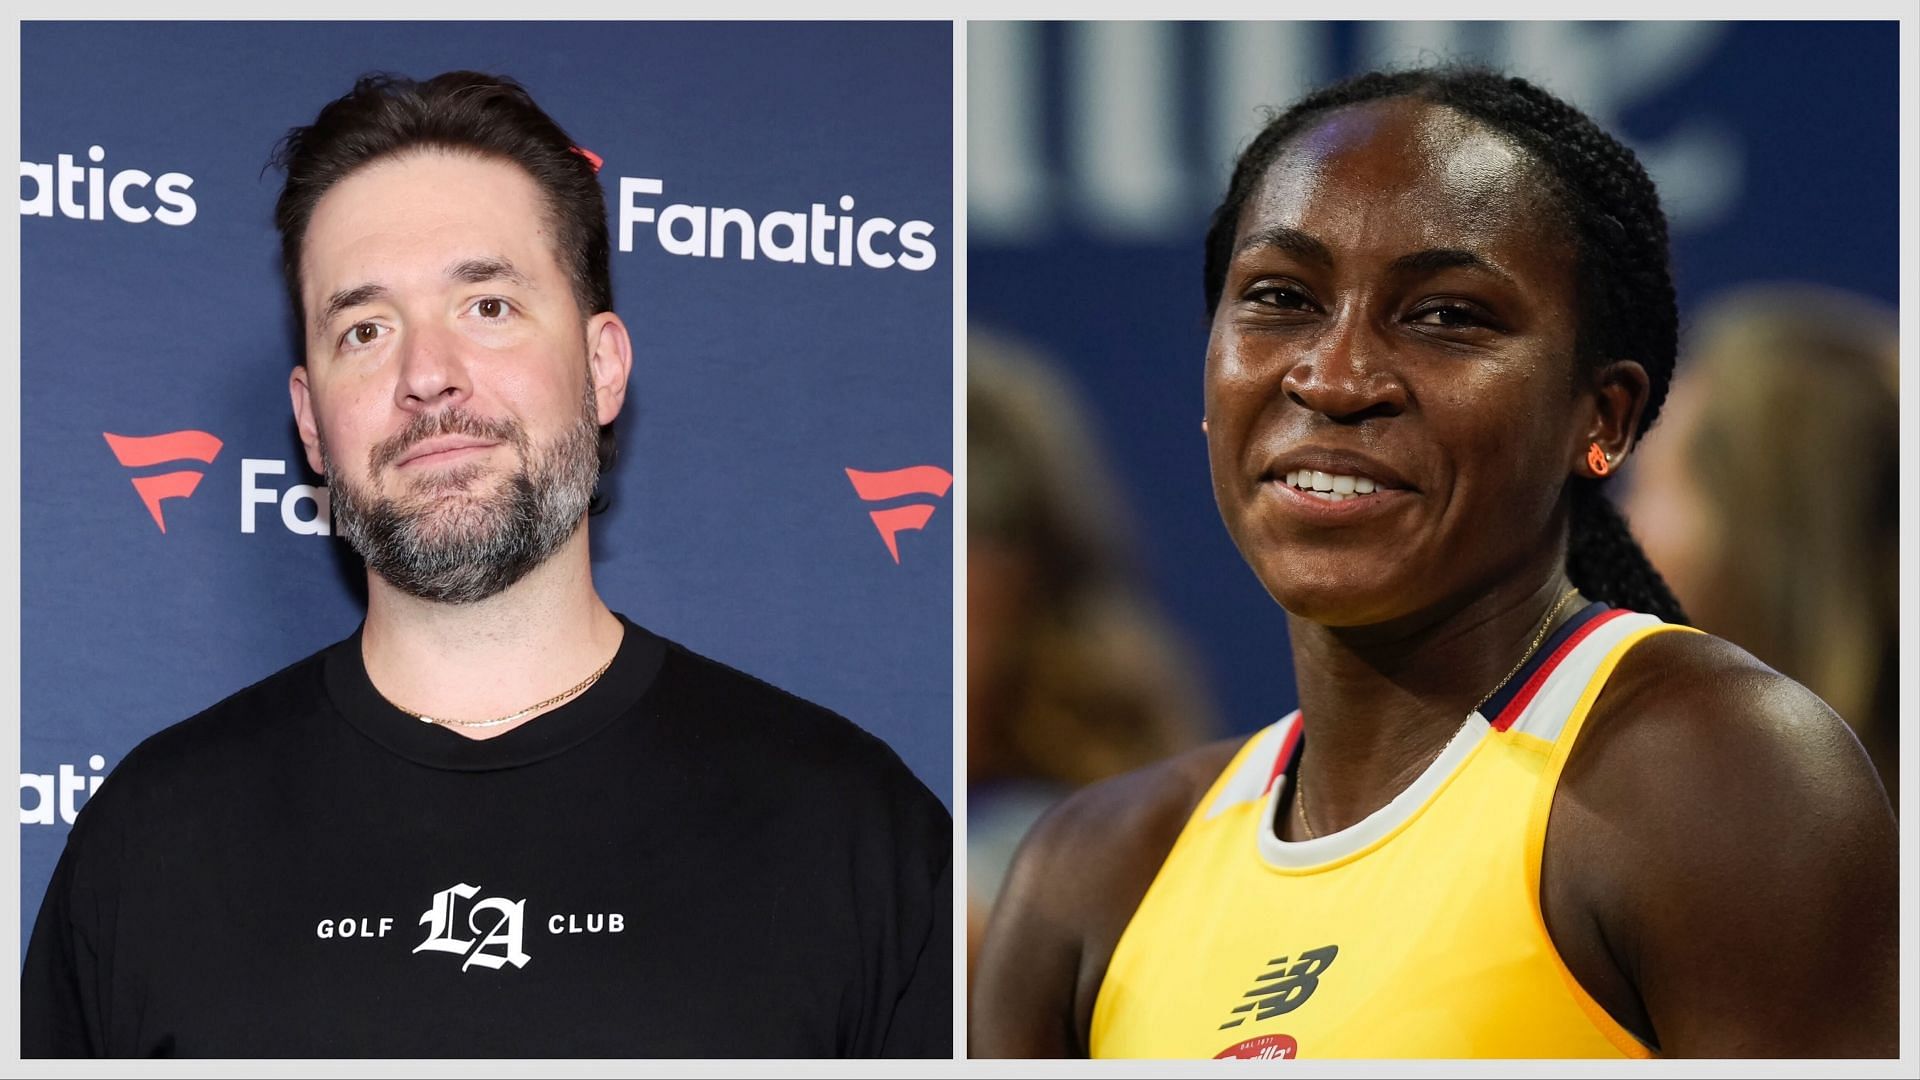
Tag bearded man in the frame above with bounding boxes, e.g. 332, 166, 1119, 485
22, 71, 951, 1059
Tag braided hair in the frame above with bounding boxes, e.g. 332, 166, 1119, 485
1204, 66, 1688, 624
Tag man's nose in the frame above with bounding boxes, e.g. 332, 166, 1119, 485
393, 319, 472, 412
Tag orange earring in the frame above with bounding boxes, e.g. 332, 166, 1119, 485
1587, 442, 1613, 477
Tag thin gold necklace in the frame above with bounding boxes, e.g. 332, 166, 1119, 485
391, 655, 615, 730
1294, 587, 1581, 840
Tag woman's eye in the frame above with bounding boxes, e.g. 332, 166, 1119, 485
1411, 304, 1482, 328
1251, 285, 1314, 311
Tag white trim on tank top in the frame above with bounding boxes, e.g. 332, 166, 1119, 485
1207, 610, 1667, 871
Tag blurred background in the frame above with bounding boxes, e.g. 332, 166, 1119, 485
965, 20, 1900, 958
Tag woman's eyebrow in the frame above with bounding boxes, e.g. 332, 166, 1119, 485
1388, 248, 1514, 285
1233, 229, 1518, 289
1235, 224, 1332, 266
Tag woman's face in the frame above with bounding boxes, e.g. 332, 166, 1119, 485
1205, 98, 1592, 627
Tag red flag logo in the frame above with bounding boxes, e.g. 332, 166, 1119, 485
845, 465, 951, 564
104, 430, 224, 533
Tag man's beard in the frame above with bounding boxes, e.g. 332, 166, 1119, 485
322, 388, 601, 605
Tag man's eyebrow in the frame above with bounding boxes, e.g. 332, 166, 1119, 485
1387, 248, 1514, 285
446, 256, 532, 286
1234, 225, 1332, 266
316, 283, 389, 333
314, 258, 532, 333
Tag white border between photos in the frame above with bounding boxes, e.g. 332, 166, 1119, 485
951, 14, 970, 1068
1897, 10, 1917, 1077
5, 3, 1919, 1078
3, 7, 20, 1072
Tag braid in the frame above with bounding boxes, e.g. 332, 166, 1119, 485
1206, 65, 1689, 623
1567, 482, 1688, 624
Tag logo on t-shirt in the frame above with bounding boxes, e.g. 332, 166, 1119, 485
1218, 943, 1339, 1030
315, 883, 627, 971
413, 882, 531, 972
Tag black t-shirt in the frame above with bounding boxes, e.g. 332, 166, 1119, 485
21, 616, 951, 1058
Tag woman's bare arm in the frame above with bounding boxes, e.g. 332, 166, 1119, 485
1546, 631, 1898, 1057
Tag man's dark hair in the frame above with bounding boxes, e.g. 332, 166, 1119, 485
269, 70, 617, 480
1203, 65, 1687, 625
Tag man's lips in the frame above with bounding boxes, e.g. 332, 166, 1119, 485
394, 438, 501, 469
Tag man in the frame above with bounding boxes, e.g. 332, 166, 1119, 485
22, 71, 951, 1058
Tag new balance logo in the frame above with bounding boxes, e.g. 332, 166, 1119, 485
103, 430, 223, 533
845, 465, 952, 564
414, 882, 531, 972
1219, 944, 1338, 1029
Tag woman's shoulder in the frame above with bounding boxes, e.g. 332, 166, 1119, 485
1034, 736, 1248, 857
1542, 624, 1897, 1054
1564, 624, 1892, 869
971, 735, 1249, 1056
995, 733, 1248, 937
1578, 625, 1886, 803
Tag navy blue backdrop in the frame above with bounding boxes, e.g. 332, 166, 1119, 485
968, 20, 1900, 742
20, 21, 953, 953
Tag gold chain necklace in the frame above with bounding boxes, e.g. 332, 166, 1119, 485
393, 656, 615, 730
1294, 587, 1581, 840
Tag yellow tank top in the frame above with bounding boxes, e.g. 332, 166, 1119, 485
1091, 606, 1690, 1059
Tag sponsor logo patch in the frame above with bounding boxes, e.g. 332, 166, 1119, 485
1215, 1033, 1300, 1060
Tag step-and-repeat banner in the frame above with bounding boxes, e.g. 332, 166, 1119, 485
20, 21, 954, 951
969, 20, 1900, 737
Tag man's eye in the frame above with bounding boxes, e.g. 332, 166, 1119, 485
473, 297, 513, 320
342, 322, 385, 348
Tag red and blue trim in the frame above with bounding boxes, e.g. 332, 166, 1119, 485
1483, 603, 1630, 731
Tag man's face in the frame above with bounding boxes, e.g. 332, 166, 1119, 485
290, 150, 627, 603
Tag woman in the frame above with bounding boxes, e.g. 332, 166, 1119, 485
970, 67, 1897, 1059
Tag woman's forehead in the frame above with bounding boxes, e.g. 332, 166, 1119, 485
1240, 97, 1563, 255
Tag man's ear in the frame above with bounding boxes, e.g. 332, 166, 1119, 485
586, 312, 634, 426
289, 365, 326, 476
1578, 359, 1651, 478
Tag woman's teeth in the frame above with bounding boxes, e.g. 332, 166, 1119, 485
1283, 470, 1378, 502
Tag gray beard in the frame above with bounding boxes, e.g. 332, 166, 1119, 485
322, 392, 601, 605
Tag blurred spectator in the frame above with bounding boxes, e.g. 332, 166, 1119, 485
1624, 284, 1898, 799
968, 331, 1213, 974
